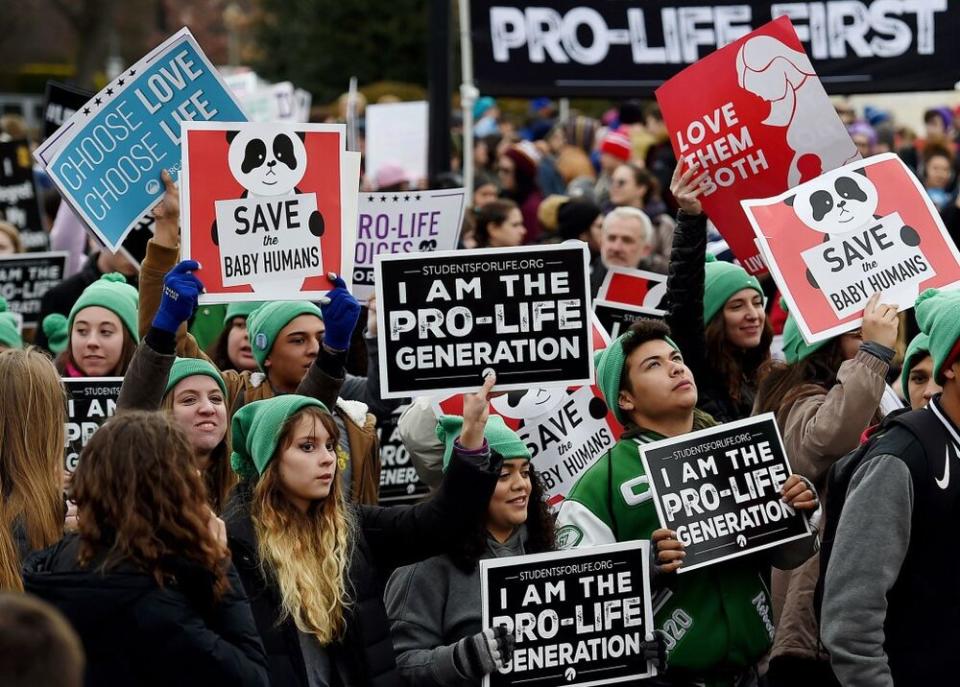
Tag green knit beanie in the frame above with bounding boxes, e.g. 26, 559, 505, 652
596, 330, 679, 426
436, 414, 530, 471
42, 313, 69, 354
68, 273, 139, 340
0, 297, 22, 349
246, 301, 324, 371
164, 357, 228, 398
224, 301, 264, 327
900, 332, 931, 400
230, 395, 330, 480
915, 288, 960, 384
780, 299, 830, 364
703, 253, 764, 324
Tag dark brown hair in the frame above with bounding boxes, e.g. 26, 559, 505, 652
0, 592, 84, 687
754, 339, 845, 416
619, 318, 675, 392
57, 326, 137, 377
473, 199, 519, 248
72, 411, 229, 603
704, 314, 773, 405
207, 316, 244, 373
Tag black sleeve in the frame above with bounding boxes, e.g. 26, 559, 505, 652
295, 344, 346, 410
116, 329, 177, 411
358, 448, 502, 571
663, 211, 709, 378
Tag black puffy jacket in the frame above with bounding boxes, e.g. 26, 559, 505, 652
223, 446, 501, 687
23, 534, 269, 687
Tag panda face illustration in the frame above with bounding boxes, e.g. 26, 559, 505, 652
491, 387, 566, 419
227, 126, 307, 197
789, 170, 879, 235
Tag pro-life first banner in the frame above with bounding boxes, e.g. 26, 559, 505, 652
745, 153, 960, 343
471, 1, 957, 97
353, 188, 466, 302
481, 541, 657, 686
64, 377, 122, 472
0, 140, 47, 251
0, 252, 68, 327
376, 243, 593, 399
180, 122, 359, 303
639, 413, 812, 573
656, 16, 858, 275
34, 28, 247, 251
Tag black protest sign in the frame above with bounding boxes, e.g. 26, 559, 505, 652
375, 244, 592, 398
118, 214, 155, 268
0, 140, 47, 251
594, 300, 663, 341
42, 81, 93, 140
481, 541, 656, 687
63, 378, 122, 472
0, 252, 68, 327
639, 413, 811, 573
378, 404, 429, 504
471, 1, 959, 97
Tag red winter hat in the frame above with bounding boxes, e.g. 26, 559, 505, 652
599, 130, 631, 162
503, 141, 540, 180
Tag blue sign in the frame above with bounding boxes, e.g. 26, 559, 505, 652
34, 28, 247, 250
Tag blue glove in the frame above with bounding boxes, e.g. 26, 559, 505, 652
153, 260, 204, 334
321, 273, 360, 352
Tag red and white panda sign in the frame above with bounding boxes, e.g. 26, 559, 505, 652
180, 122, 358, 303
745, 153, 960, 344
656, 16, 858, 277
434, 317, 623, 508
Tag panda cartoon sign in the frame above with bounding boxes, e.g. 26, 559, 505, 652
180, 121, 357, 303
744, 153, 960, 343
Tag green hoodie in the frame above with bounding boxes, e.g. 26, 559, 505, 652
555, 410, 775, 681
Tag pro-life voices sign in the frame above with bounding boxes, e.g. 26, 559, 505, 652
34, 28, 246, 251
639, 414, 812, 573
180, 122, 359, 303
0, 252, 68, 327
353, 188, 465, 302
481, 541, 657, 687
376, 243, 592, 398
64, 377, 122, 472
745, 153, 960, 344
656, 16, 858, 276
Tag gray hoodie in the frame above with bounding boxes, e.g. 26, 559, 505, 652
384, 526, 528, 687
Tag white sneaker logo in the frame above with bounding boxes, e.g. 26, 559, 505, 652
936, 446, 952, 490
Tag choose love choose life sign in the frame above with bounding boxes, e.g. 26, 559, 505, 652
34, 28, 247, 251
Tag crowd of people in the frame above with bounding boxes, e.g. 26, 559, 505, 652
0, 91, 959, 687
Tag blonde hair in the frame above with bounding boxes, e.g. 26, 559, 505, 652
0, 349, 66, 590
253, 407, 354, 644
0, 222, 22, 254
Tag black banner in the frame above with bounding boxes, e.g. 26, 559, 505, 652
471, 1, 959, 96
639, 413, 811, 573
0, 140, 47, 251
64, 377, 122, 472
42, 81, 92, 140
375, 244, 592, 398
0, 252, 67, 327
594, 300, 663, 341
118, 214, 155, 268
481, 541, 656, 686
378, 404, 430, 504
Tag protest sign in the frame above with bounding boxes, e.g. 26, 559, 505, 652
596, 266, 667, 309
34, 28, 247, 251
376, 243, 592, 399
0, 252, 68, 327
180, 121, 358, 303
353, 188, 466, 302
594, 301, 665, 341
0, 140, 47, 251
472, 1, 956, 97
744, 153, 960, 343
378, 404, 430, 504
639, 413, 812, 573
656, 16, 857, 276
42, 81, 92, 140
239, 81, 298, 122
364, 101, 428, 187
481, 541, 657, 686
63, 377, 122, 472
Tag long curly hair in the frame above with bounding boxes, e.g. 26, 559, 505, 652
450, 459, 556, 574
252, 406, 355, 645
72, 411, 229, 602
704, 314, 773, 406
0, 349, 66, 591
